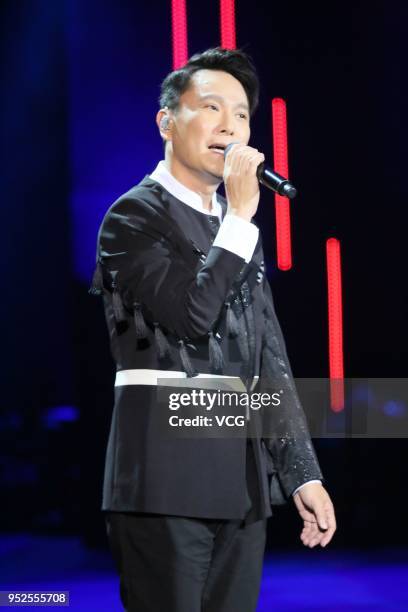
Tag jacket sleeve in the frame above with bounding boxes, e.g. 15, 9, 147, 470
260, 276, 325, 500
94, 196, 247, 340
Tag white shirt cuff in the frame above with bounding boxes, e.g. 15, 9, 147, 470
212, 214, 259, 264
292, 480, 322, 497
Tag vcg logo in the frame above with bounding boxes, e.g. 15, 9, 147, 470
215, 415, 246, 427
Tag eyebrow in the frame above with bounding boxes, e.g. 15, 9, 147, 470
198, 93, 249, 112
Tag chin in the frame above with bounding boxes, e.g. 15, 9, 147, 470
205, 161, 224, 182
207, 169, 223, 182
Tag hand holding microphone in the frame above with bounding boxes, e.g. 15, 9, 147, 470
223, 143, 266, 222
223, 142, 297, 222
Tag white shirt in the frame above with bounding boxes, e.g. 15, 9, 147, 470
149, 160, 322, 497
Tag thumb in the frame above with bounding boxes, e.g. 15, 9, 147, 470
315, 507, 328, 531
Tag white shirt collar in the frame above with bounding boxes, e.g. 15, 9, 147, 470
149, 160, 223, 222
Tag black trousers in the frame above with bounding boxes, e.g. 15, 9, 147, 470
105, 441, 268, 612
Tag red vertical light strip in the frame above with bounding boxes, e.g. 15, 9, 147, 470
326, 238, 345, 411
171, 0, 188, 69
272, 98, 292, 271
220, 0, 236, 49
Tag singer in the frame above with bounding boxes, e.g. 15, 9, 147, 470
90, 47, 336, 612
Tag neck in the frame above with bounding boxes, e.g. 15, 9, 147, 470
163, 152, 221, 212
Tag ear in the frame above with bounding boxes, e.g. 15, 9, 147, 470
156, 108, 172, 142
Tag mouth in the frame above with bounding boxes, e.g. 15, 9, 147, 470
208, 144, 227, 156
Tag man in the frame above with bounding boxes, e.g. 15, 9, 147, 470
90, 47, 336, 612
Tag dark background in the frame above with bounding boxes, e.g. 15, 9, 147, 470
1, 0, 406, 551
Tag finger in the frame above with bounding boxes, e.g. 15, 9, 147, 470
320, 527, 335, 547
306, 503, 336, 547
240, 149, 262, 164
302, 524, 315, 542
307, 523, 321, 546
307, 519, 327, 547
304, 520, 315, 529
302, 532, 323, 548
230, 144, 247, 175
314, 504, 329, 531
300, 524, 313, 542
310, 535, 325, 548
323, 503, 336, 531
315, 503, 336, 535
328, 505, 337, 531
225, 142, 245, 164
237, 147, 252, 175
302, 522, 313, 532
244, 153, 265, 175
240, 155, 259, 178
230, 146, 256, 173
223, 143, 243, 174
320, 508, 337, 547
301, 529, 316, 544
306, 523, 326, 547
301, 521, 317, 545
320, 522, 336, 546
229, 145, 259, 169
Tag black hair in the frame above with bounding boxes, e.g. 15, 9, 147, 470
159, 46, 260, 118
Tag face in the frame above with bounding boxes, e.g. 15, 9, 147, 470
158, 69, 251, 183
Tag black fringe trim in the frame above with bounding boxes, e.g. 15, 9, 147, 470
112, 285, 126, 322
178, 339, 197, 378
154, 322, 171, 359
235, 329, 250, 363
225, 302, 239, 338
133, 301, 149, 339
208, 331, 224, 373
88, 261, 104, 296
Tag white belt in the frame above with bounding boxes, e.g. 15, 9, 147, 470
115, 369, 259, 392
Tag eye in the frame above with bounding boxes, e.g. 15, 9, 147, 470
205, 104, 219, 111
238, 112, 248, 120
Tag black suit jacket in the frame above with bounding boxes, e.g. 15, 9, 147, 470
90, 175, 324, 519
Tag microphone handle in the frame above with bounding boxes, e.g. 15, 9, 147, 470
256, 163, 297, 199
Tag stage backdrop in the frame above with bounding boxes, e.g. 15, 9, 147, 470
1, 0, 407, 547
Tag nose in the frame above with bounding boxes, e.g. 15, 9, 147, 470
218, 110, 235, 136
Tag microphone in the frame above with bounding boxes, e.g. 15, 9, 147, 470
224, 143, 297, 199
